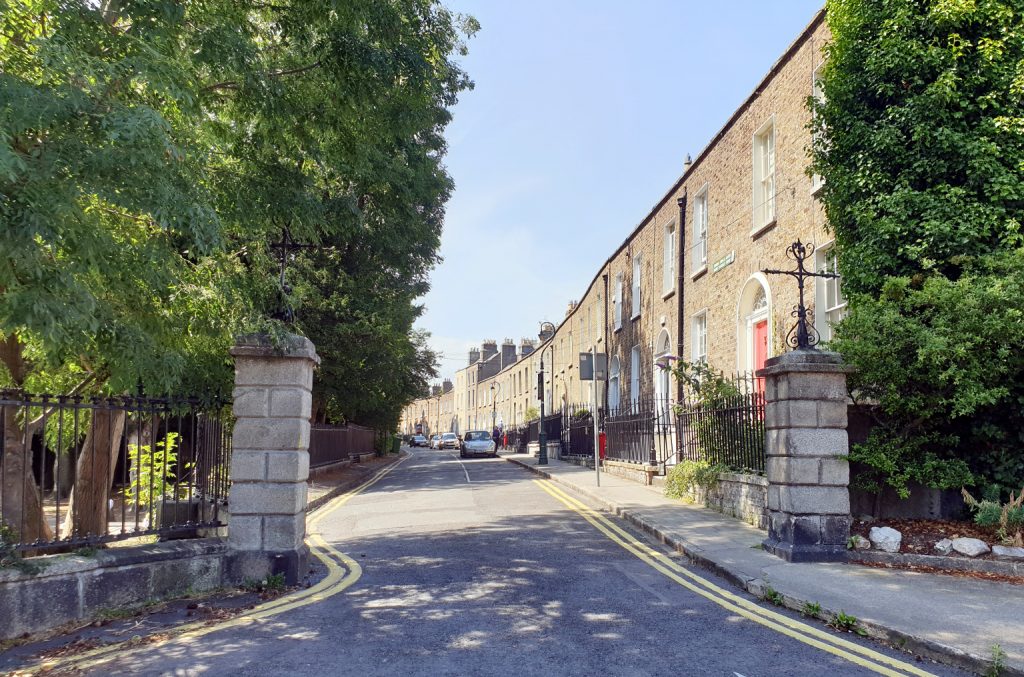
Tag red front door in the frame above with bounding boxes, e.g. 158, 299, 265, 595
753, 320, 769, 397
753, 320, 769, 372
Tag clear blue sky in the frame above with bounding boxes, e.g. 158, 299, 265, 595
419, 1, 825, 382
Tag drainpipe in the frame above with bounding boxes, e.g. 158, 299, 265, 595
602, 271, 609, 412
676, 193, 687, 402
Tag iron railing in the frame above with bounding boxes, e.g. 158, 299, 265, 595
604, 399, 658, 465
560, 405, 597, 458
0, 389, 231, 553
675, 372, 766, 473
602, 372, 766, 473
309, 424, 375, 468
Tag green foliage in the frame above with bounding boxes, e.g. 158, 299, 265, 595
814, 1, 1024, 497
523, 406, 540, 423
802, 601, 822, 619
123, 433, 183, 507
762, 585, 784, 607
669, 361, 763, 471
962, 487, 1024, 544
664, 459, 727, 500
0, 525, 42, 575
829, 611, 860, 633
0, 0, 474, 421
242, 573, 286, 593
989, 643, 1008, 677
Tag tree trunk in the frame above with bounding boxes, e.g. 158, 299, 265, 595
0, 405, 53, 544
62, 408, 126, 538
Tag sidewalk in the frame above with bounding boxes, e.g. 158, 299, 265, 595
504, 452, 1024, 676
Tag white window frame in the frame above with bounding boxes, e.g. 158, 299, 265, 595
691, 311, 708, 364
630, 345, 641, 406
663, 220, 676, 295
811, 66, 825, 194
608, 356, 621, 412
631, 254, 642, 319
814, 242, 847, 342
693, 185, 709, 273
752, 117, 776, 234
614, 273, 623, 330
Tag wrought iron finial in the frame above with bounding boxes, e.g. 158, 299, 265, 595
270, 227, 317, 323
762, 240, 839, 350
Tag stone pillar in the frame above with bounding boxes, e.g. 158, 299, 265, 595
228, 333, 319, 583
759, 350, 853, 562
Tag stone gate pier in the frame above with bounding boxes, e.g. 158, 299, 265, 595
228, 333, 319, 583
759, 350, 854, 562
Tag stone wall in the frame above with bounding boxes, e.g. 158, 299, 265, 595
601, 459, 660, 486
686, 472, 768, 529
0, 540, 230, 641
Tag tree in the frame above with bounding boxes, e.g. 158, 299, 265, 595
1, 0, 473, 542
812, 0, 1024, 499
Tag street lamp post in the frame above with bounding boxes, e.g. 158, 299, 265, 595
490, 381, 502, 438
537, 321, 555, 465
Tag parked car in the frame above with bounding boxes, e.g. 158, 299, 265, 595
430, 434, 442, 449
411, 434, 428, 447
441, 432, 460, 450
460, 430, 497, 458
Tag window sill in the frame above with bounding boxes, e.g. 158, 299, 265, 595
691, 266, 708, 281
661, 289, 675, 301
631, 313, 641, 322
811, 180, 824, 197
613, 325, 623, 333
750, 219, 777, 240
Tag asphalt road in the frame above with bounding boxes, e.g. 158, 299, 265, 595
71, 449, 969, 676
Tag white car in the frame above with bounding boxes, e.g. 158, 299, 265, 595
430, 434, 442, 449
460, 430, 496, 459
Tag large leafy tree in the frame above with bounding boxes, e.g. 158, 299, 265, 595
813, 0, 1024, 500
1, 0, 472, 540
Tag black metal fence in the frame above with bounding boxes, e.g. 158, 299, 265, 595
560, 405, 597, 458
601, 372, 766, 473
309, 424, 375, 468
604, 400, 659, 465
676, 373, 766, 472
0, 389, 231, 553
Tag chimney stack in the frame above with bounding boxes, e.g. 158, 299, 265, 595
500, 339, 518, 370
481, 339, 498, 363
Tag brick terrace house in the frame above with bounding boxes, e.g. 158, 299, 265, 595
403, 10, 843, 451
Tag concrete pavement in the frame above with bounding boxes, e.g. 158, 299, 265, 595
504, 452, 1024, 676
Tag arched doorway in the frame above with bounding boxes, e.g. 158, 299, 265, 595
608, 356, 621, 412
737, 275, 772, 375
653, 329, 676, 465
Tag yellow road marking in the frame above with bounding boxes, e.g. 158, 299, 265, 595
534, 479, 935, 677
20, 455, 409, 676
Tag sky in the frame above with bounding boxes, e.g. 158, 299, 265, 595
419, 0, 826, 382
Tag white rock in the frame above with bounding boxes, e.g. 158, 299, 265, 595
951, 537, 990, 557
851, 535, 872, 550
933, 538, 953, 556
869, 526, 902, 553
992, 545, 1024, 560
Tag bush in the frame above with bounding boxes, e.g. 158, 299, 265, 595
832, 257, 1024, 499
665, 460, 727, 500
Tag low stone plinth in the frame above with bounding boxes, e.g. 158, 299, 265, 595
0, 540, 229, 641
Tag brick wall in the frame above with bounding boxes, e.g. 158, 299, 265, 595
406, 10, 831, 435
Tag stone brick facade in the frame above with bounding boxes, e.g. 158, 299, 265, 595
404, 10, 834, 445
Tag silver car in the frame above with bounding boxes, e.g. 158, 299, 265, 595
460, 430, 496, 458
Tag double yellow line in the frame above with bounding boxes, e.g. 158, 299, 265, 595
534, 478, 935, 677
20, 455, 408, 676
